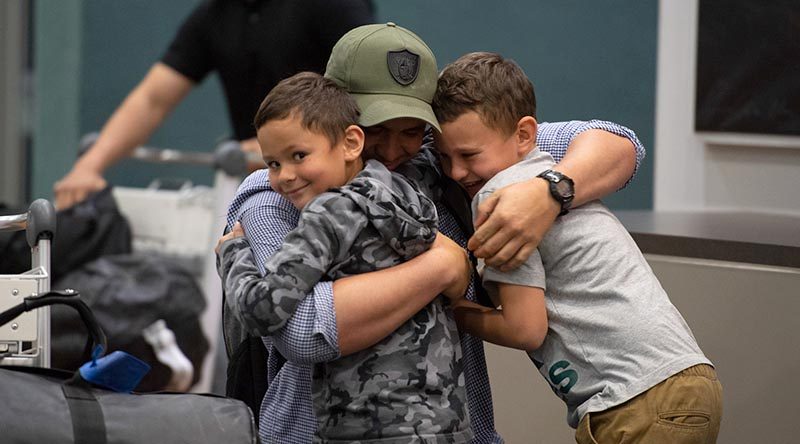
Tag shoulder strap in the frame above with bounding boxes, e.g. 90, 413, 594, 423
62, 374, 107, 444
225, 335, 274, 422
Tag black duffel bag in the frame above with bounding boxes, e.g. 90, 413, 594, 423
0, 291, 256, 444
52, 254, 210, 391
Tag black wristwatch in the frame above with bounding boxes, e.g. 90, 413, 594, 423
537, 169, 574, 216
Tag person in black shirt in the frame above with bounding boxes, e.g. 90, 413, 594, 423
54, 0, 374, 210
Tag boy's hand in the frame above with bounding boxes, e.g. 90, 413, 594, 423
430, 233, 471, 301
468, 178, 560, 271
215, 221, 246, 255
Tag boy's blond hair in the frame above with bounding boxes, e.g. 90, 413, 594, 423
433, 52, 536, 136
253, 71, 360, 144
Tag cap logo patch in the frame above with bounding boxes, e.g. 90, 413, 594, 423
387, 50, 420, 86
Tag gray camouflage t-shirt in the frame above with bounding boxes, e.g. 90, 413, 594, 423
218, 160, 472, 443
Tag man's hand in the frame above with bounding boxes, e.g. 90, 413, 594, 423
430, 232, 471, 301
215, 221, 245, 255
468, 178, 559, 271
53, 167, 108, 210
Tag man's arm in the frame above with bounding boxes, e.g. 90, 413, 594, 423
54, 63, 194, 209
268, 235, 471, 362
237, 190, 470, 363
331, 232, 470, 356
469, 120, 644, 270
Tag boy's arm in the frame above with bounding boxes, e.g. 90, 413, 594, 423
233, 192, 340, 362
217, 211, 336, 336
469, 120, 645, 270
453, 283, 547, 351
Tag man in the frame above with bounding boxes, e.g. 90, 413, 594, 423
225, 23, 645, 443
54, 0, 374, 209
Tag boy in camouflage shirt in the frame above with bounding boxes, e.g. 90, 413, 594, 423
216, 71, 473, 443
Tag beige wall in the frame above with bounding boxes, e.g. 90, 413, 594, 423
647, 255, 800, 443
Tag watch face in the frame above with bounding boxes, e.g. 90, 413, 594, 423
554, 180, 574, 198
538, 169, 574, 208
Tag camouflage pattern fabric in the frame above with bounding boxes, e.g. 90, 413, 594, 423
218, 160, 472, 443
395, 145, 445, 203
313, 296, 468, 443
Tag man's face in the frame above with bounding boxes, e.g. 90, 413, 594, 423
362, 117, 427, 171
258, 114, 350, 209
435, 111, 523, 197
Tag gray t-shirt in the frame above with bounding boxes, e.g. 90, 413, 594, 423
474, 148, 711, 428
219, 160, 472, 443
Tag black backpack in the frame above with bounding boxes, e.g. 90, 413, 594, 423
52, 254, 210, 391
222, 293, 273, 418
220, 230, 284, 422
0, 187, 132, 279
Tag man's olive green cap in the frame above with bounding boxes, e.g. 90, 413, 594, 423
324, 22, 440, 131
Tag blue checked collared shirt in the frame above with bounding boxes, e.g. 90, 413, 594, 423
226, 120, 645, 444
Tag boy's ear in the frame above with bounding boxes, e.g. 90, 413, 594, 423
342, 125, 365, 161
515, 116, 538, 155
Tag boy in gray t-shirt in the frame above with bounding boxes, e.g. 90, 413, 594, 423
216, 72, 472, 443
431, 52, 723, 444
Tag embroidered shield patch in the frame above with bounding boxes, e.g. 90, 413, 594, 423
387, 50, 420, 86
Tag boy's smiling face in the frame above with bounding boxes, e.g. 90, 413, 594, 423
259, 113, 361, 209
435, 111, 534, 197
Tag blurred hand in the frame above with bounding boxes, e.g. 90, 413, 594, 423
53, 167, 107, 210
430, 232, 471, 301
215, 221, 245, 255
239, 138, 266, 172
468, 178, 559, 271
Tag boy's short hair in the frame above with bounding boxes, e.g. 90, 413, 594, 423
433, 52, 536, 136
253, 71, 360, 144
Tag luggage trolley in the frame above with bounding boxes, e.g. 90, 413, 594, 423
0, 199, 57, 368
80, 133, 253, 392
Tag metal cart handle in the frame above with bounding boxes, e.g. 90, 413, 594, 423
80, 132, 258, 177
0, 198, 57, 248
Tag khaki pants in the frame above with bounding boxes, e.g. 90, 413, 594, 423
576, 365, 723, 444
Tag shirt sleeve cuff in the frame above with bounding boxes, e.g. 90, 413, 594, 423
312, 281, 339, 352
579, 119, 646, 188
